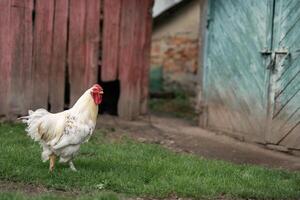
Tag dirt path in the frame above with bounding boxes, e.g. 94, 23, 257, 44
97, 115, 300, 171
0, 180, 79, 197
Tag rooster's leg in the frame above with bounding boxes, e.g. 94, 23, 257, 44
69, 161, 77, 172
49, 154, 56, 172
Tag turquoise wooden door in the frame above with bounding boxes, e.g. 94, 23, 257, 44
203, 0, 273, 142
267, 0, 300, 148
203, 0, 300, 146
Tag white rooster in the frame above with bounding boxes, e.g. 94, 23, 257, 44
20, 84, 104, 172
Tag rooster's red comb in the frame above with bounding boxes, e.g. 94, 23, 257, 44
92, 84, 102, 91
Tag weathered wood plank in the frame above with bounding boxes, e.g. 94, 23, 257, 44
130, 0, 143, 118
204, 0, 271, 142
9, 0, 33, 116
22, 0, 34, 114
197, 0, 209, 127
0, 0, 12, 117
85, 0, 100, 86
49, 0, 68, 112
32, 0, 55, 110
118, 0, 140, 119
68, 0, 100, 106
101, 0, 121, 81
68, 0, 86, 106
118, 0, 153, 119
268, 0, 300, 148
140, 0, 154, 114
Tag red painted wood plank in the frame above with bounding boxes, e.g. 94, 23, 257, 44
68, 0, 86, 106
118, 0, 143, 119
131, 0, 146, 117
101, 0, 121, 81
118, 0, 153, 119
85, 0, 100, 86
118, 0, 136, 119
140, 0, 154, 114
32, 0, 55, 110
22, 0, 34, 114
0, 0, 12, 117
9, 0, 34, 116
68, 0, 100, 106
49, 0, 68, 112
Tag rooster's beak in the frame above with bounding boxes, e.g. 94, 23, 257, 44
100, 91, 104, 95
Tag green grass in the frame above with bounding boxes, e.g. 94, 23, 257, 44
0, 123, 300, 199
0, 192, 119, 200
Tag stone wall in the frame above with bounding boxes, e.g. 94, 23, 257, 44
151, 33, 199, 95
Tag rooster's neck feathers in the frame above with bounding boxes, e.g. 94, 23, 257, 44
70, 89, 98, 123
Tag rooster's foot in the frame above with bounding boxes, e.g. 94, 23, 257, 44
69, 161, 77, 172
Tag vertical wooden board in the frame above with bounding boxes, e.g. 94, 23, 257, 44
204, 0, 271, 141
197, 0, 209, 127
269, 0, 300, 147
85, 0, 100, 86
22, 0, 34, 114
130, 0, 143, 117
68, 0, 86, 106
101, 0, 121, 81
140, 0, 154, 114
118, 0, 153, 119
8, 0, 23, 115
68, 0, 100, 106
9, 0, 33, 116
32, 0, 55, 110
118, 0, 140, 119
49, 0, 68, 112
0, 0, 12, 117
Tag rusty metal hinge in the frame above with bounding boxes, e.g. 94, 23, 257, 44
260, 49, 289, 71
260, 49, 289, 56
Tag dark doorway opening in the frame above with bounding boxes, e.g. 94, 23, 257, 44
99, 80, 120, 115
64, 63, 71, 110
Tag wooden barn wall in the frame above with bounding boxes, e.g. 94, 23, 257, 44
0, 0, 153, 120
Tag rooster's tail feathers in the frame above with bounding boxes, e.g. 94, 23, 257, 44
20, 109, 50, 141
17, 110, 33, 122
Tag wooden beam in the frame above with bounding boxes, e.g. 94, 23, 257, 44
49, 0, 68, 112
0, 0, 12, 117
9, 0, 34, 116
68, 0, 100, 106
85, 0, 100, 87
32, 0, 55, 110
68, 0, 86, 106
118, 0, 140, 119
118, 0, 153, 119
101, 0, 121, 82
197, 0, 209, 127
140, 0, 154, 114
22, 0, 34, 115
